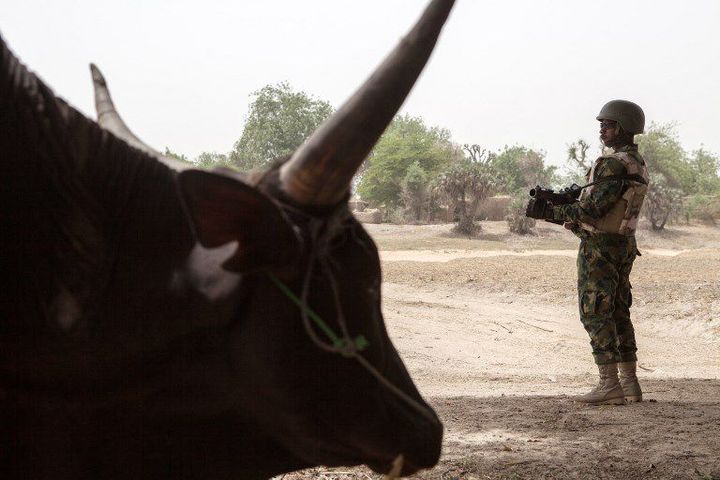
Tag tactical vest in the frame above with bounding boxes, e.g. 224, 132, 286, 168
578, 149, 649, 236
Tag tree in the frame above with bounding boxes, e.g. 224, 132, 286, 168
194, 151, 235, 170
491, 145, 556, 193
463, 144, 494, 164
230, 82, 333, 171
562, 139, 594, 185
567, 139, 592, 172
399, 161, 429, 222
638, 123, 690, 190
637, 123, 690, 230
356, 114, 459, 208
163, 147, 190, 163
687, 147, 720, 194
432, 156, 497, 235
644, 182, 683, 231
685, 148, 720, 223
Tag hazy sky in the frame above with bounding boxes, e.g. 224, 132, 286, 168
3, 0, 719, 170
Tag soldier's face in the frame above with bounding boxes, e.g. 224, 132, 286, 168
599, 120, 618, 147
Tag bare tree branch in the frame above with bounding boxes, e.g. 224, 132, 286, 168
463, 144, 494, 165
566, 139, 591, 171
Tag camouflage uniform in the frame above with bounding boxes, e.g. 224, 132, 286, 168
553, 145, 646, 365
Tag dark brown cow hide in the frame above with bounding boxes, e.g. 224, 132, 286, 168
0, 1, 455, 478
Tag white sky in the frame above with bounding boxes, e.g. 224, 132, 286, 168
3, 0, 719, 170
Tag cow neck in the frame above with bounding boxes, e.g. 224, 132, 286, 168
269, 199, 439, 425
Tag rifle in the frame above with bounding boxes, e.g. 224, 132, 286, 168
525, 184, 581, 225
525, 174, 648, 225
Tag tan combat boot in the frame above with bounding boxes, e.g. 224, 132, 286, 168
618, 361, 643, 403
575, 363, 626, 405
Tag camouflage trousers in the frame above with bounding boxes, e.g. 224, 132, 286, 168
577, 232, 639, 365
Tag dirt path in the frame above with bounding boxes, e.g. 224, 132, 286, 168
380, 248, 687, 263
382, 282, 720, 398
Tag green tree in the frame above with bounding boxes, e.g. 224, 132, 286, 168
638, 124, 720, 196
637, 123, 691, 230
230, 82, 333, 171
685, 148, 720, 223
356, 114, 459, 208
637, 123, 691, 190
688, 147, 720, 194
491, 145, 556, 193
194, 151, 235, 170
400, 161, 429, 222
163, 147, 190, 163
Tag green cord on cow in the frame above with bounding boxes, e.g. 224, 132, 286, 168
268, 273, 369, 355
268, 272, 440, 425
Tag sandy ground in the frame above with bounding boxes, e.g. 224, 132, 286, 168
279, 221, 720, 480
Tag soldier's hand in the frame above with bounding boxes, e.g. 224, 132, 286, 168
542, 200, 555, 220
564, 221, 584, 238
525, 198, 555, 220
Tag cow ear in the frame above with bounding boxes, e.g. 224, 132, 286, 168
177, 170, 301, 273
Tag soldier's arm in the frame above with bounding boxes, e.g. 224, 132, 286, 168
552, 157, 628, 224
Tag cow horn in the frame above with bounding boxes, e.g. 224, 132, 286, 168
90, 63, 189, 171
278, 0, 455, 206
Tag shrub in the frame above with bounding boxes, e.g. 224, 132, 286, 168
686, 194, 720, 224
506, 195, 536, 234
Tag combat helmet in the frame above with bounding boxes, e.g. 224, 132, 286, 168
596, 100, 645, 134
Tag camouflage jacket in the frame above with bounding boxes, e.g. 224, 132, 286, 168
552, 145, 646, 234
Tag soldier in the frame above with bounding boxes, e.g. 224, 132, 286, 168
544, 100, 649, 405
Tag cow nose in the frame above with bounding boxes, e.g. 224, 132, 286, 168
394, 406, 443, 475
408, 411, 443, 471
375, 354, 443, 473
368, 400, 442, 476
383, 454, 404, 478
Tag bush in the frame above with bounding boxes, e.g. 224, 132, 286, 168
477, 195, 513, 220
383, 206, 408, 225
506, 195, 536, 234
451, 218, 482, 236
506, 211, 536, 235
355, 208, 384, 224
686, 194, 720, 224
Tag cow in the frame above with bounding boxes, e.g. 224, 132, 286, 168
0, 1, 454, 478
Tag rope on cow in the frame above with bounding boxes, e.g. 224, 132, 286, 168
269, 269, 437, 424
267, 272, 368, 354
267, 199, 439, 424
